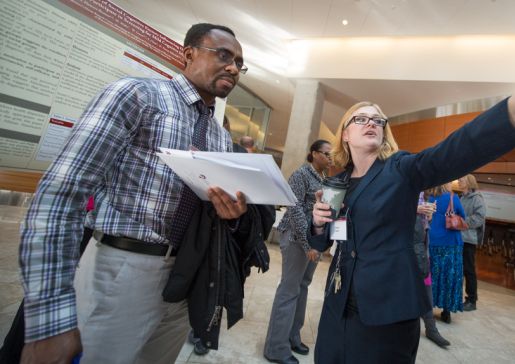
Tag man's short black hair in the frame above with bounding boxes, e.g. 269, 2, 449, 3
184, 23, 236, 47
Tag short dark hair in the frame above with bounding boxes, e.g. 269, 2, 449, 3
307, 139, 330, 162
184, 23, 236, 47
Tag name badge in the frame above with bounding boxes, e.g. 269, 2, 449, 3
330, 217, 347, 241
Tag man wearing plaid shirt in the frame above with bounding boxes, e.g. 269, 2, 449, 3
19, 23, 249, 364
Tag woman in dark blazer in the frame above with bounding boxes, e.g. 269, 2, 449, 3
310, 97, 515, 363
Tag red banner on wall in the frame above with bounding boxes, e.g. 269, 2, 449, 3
60, 0, 185, 70
49, 118, 74, 128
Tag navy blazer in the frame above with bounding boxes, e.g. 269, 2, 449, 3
310, 99, 515, 326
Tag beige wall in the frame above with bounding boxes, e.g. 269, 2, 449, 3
318, 122, 336, 146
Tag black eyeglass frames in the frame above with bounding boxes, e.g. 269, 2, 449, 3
193, 46, 248, 74
317, 151, 331, 158
350, 115, 388, 127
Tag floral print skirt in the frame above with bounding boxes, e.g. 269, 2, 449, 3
429, 245, 463, 312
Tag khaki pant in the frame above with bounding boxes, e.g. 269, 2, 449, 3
74, 238, 190, 364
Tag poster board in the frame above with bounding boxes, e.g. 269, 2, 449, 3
0, 0, 227, 181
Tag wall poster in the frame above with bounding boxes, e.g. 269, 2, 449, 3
0, 0, 193, 171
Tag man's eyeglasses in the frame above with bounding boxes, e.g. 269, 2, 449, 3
317, 151, 331, 158
349, 115, 388, 128
194, 46, 248, 74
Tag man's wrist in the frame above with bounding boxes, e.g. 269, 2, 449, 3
312, 221, 326, 228
24, 293, 78, 342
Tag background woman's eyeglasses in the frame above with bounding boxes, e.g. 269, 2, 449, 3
350, 115, 388, 128
194, 46, 248, 74
317, 151, 331, 158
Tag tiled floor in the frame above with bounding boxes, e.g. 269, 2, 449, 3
2, 205, 515, 363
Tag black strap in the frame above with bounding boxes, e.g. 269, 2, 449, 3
93, 231, 175, 256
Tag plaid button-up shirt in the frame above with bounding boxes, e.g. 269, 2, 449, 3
19, 74, 232, 342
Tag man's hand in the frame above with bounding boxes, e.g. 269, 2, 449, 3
21, 328, 82, 364
207, 187, 247, 219
306, 249, 321, 262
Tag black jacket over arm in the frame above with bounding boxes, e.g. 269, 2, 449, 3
309, 98, 515, 326
162, 203, 275, 349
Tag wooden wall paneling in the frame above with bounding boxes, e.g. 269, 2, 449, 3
409, 118, 445, 152
476, 162, 515, 174
444, 111, 480, 136
390, 124, 411, 150
0, 170, 42, 193
496, 149, 515, 163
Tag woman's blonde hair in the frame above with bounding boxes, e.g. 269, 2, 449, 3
332, 101, 399, 169
460, 174, 479, 191
426, 184, 449, 197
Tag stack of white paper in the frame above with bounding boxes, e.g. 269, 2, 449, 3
156, 148, 297, 206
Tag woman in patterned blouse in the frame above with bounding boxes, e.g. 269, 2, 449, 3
264, 139, 332, 364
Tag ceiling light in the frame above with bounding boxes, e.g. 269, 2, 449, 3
342, 19, 349, 26
275, 79, 280, 84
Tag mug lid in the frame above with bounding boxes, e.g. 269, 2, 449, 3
322, 177, 348, 189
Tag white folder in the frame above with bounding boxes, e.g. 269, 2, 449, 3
156, 148, 297, 206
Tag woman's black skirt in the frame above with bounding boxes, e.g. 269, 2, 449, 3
315, 304, 420, 364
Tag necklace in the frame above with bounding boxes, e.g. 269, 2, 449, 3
309, 163, 326, 180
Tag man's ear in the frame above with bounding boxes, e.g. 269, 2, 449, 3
183, 46, 194, 66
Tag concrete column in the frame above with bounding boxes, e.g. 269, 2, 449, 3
281, 80, 324, 178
